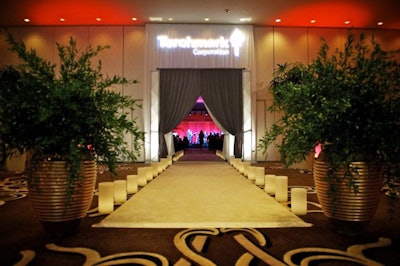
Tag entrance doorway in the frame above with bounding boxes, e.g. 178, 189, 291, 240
148, 69, 253, 162
173, 97, 222, 150
158, 69, 242, 160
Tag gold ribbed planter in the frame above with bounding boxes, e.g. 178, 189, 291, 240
28, 160, 96, 235
314, 159, 382, 234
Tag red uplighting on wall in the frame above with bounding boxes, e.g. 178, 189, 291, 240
1, 1, 397, 30
271, 2, 371, 28
27, 0, 140, 25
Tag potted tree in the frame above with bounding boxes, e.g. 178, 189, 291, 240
0, 31, 145, 236
258, 33, 400, 235
0, 66, 27, 172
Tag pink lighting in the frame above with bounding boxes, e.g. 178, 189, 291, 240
173, 121, 221, 144
314, 143, 322, 158
173, 96, 221, 144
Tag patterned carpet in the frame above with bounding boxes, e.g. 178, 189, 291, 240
0, 156, 399, 265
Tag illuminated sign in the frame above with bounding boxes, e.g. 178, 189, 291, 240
157, 28, 245, 57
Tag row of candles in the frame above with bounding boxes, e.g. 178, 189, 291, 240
97, 156, 173, 214
229, 156, 308, 215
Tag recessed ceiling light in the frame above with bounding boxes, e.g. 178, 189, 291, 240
168, 18, 173, 21
344, 20, 351, 25
204, 18, 210, 21
310, 19, 316, 24
96, 17, 102, 22
240, 17, 252, 22
149, 17, 163, 21
131, 17, 137, 21
24, 18, 30, 23
60, 18, 65, 22
377, 21, 384, 26
275, 18, 281, 23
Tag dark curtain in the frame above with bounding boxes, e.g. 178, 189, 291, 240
159, 69, 201, 158
200, 69, 243, 158
159, 68, 243, 158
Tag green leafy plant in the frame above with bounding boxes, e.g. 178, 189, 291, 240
258, 33, 400, 192
0, 31, 145, 202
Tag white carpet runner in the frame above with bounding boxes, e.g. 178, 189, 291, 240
93, 162, 312, 228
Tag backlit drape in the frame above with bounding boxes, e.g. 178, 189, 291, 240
159, 69, 201, 157
200, 69, 243, 157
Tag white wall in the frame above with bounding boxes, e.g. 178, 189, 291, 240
1, 25, 399, 165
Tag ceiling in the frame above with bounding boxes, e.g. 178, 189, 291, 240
0, 0, 399, 30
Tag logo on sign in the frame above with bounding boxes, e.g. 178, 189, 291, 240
157, 28, 245, 57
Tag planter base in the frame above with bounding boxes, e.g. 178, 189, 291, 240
329, 218, 370, 237
41, 219, 81, 237
29, 160, 96, 236
314, 158, 382, 236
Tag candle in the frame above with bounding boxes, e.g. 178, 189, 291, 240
291, 188, 307, 215
98, 182, 114, 214
126, 175, 138, 194
233, 157, 239, 167
160, 158, 168, 169
243, 162, 251, 177
229, 156, 235, 166
231, 158, 237, 168
234, 158, 241, 170
151, 163, 159, 177
157, 162, 164, 174
137, 167, 150, 183
247, 166, 256, 181
114, 180, 127, 203
144, 167, 153, 181
264, 174, 276, 194
255, 167, 265, 186
275, 175, 288, 202
167, 155, 173, 166
238, 161, 244, 174
137, 172, 147, 186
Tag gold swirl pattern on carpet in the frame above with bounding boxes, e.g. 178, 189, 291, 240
15, 228, 391, 266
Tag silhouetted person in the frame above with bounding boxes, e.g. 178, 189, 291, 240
183, 136, 189, 150
199, 130, 204, 148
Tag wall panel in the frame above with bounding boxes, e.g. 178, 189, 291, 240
89, 26, 124, 77
253, 27, 274, 100
20, 27, 54, 63
273, 27, 308, 65
255, 100, 266, 161
54, 26, 90, 50
308, 28, 345, 61
0, 27, 55, 65
0, 28, 22, 66
123, 26, 145, 99
372, 30, 400, 52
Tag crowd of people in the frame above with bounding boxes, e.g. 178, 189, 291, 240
173, 130, 224, 151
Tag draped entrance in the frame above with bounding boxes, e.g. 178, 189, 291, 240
145, 24, 255, 162
158, 69, 243, 158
